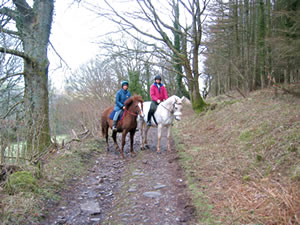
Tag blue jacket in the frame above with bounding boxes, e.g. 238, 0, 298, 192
114, 89, 131, 111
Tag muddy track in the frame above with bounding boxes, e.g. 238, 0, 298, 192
41, 128, 195, 225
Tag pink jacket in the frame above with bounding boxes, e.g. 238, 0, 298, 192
150, 83, 168, 102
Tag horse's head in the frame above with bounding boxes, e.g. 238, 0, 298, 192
171, 96, 185, 121
167, 95, 184, 120
124, 95, 144, 117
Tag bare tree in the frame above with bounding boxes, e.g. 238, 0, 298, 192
0, 0, 54, 156
87, 0, 208, 111
59, 57, 119, 138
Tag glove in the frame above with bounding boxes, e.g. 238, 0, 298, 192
157, 100, 161, 104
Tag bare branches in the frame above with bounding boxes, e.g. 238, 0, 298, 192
0, 6, 18, 20
0, 100, 23, 119
102, 0, 164, 43
0, 28, 19, 37
0, 72, 24, 82
13, 0, 32, 16
0, 46, 32, 62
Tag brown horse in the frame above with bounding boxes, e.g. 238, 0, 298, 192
101, 95, 144, 159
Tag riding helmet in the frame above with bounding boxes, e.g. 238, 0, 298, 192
154, 75, 161, 81
121, 80, 129, 87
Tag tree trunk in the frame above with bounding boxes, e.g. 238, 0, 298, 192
284, 69, 288, 86
183, 63, 206, 112
24, 61, 51, 156
173, 0, 189, 99
15, 0, 54, 156
258, 0, 266, 89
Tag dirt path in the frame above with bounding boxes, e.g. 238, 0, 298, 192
41, 128, 195, 225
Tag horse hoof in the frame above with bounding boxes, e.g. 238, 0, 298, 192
145, 144, 150, 149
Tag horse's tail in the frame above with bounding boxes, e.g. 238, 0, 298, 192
100, 113, 108, 138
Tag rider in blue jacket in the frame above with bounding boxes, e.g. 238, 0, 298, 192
112, 81, 131, 131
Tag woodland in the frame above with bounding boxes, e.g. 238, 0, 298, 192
0, 0, 299, 224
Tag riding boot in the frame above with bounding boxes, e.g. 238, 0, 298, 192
147, 112, 152, 126
147, 120, 151, 126
112, 120, 117, 131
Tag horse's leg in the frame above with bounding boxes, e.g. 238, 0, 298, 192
157, 124, 163, 153
130, 130, 136, 157
167, 125, 171, 152
144, 125, 150, 148
120, 130, 127, 159
105, 124, 109, 151
112, 130, 120, 153
140, 121, 145, 150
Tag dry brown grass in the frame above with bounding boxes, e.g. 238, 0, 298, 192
174, 85, 300, 224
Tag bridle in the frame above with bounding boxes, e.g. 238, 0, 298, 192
160, 100, 181, 114
123, 102, 143, 117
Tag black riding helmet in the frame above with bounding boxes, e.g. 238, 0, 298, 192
154, 75, 161, 81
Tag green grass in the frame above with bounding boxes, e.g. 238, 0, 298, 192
4, 134, 71, 164
172, 129, 217, 224
5, 171, 38, 194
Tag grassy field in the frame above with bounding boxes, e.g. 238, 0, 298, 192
3, 134, 71, 164
173, 85, 300, 225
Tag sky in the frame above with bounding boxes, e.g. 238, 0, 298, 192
47, 0, 206, 91
48, 1, 103, 90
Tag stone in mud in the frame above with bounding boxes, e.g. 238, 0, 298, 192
56, 218, 67, 224
128, 187, 137, 192
90, 217, 101, 222
133, 171, 144, 176
153, 184, 166, 190
80, 200, 101, 215
143, 191, 162, 198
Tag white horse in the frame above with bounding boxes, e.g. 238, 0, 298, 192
139, 95, 185, 153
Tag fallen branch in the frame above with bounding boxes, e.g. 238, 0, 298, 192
236, 87, 246, 98
268, 75, 300, 97
61, 128, 90, 150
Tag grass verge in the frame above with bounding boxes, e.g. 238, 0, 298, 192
0, 138, 105, 225
172, 87, 300, 224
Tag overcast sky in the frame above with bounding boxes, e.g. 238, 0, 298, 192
48, 1, 103, 89
47, 0, 206, 90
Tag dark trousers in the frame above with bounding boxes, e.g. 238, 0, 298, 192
147, 101, 158, 122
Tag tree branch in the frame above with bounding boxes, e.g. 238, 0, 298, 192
0, 72, 24, 82
0, 7, 18, 20
0, 27, 20, 37
0, 100, 23, 120
13, 0, 32, 15
0, 47, 32, 62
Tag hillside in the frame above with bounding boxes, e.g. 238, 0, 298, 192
173, 84, 300, 224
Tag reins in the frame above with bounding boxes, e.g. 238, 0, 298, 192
119, 103, 142, 122
160, 101, 181, 114
124, 108, 138, 117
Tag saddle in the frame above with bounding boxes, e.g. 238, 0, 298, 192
109, 110, 124, 121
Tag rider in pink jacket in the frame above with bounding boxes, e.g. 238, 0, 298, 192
150, 79, 168, 102
147, 75, 168, 126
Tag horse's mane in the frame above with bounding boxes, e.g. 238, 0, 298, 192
164, 95, 180, 105
124, 95, 143, 108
